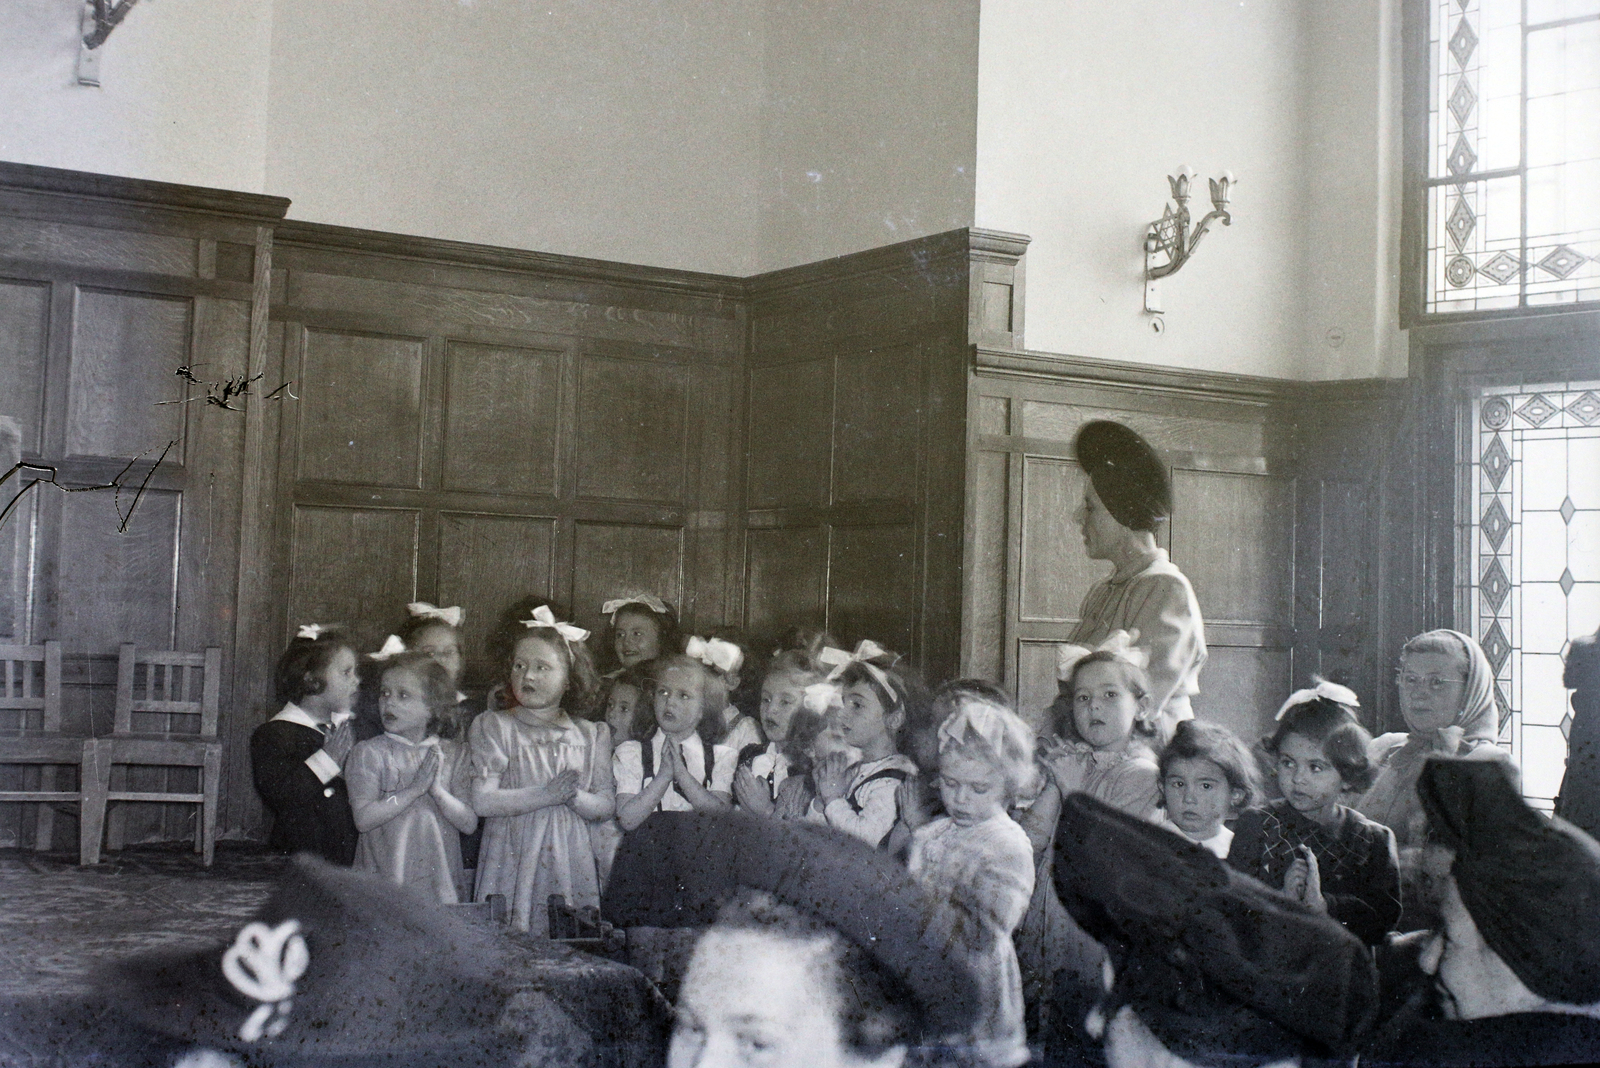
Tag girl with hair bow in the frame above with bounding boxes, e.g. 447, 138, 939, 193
599, 593, 680, 675
468, 604, 615, 929
686, 633, 763, 753
352, 602, 475, 746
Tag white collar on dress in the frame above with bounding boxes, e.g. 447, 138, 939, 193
271, 703, 347, 731
383, 731, 440, 748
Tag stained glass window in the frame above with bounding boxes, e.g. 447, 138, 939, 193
1424, 0, 1600, 314
1470, 380, 1600, 810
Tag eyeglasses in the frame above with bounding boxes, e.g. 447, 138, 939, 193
1397, 673, 1467, 693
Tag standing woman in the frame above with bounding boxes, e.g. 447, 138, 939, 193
1062, 420, 1207, 741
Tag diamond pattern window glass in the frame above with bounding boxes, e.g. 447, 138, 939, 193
1470, 380, 1600, 811
1424, 0, 1600, 313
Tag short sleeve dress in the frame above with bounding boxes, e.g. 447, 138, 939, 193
348, 733, 472, 903
469, 707, 614, 931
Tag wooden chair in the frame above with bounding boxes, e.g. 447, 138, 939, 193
80, 644, 222, 866
0, 641, 82, 852
548, 894, 627, 958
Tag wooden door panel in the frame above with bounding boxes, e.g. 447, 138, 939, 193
833, 347, 922, 503
1016, 639, 1061, 731
1192, 646, 1293, 744
68, 289, 190, 460
297, 330, 424, 488
436, 512, 557, 673
744, 527, 827, 636
571, 522, 684, 635
1019, 456, 1094, 622
1171, 469, 1295, 626
288, 505, 418, 650
0, 280, 49, 452
442, 342, 561, 497
55, 488, 181, 650
747, 360, 830, 509
828, 524, 916, 653
575, 355, 687, 504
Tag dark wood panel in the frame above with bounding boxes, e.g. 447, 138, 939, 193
55, 488, 180, 650
747, 360, 830, 509
1171, 469, 1294, 625
965, 450, 1008, 681
570, 522, 684, 637
67, 289, 190, 459
436, 512, 557, 676
575, 355, 686, 504
1018, 456, 1095, 622
1192, 645, 1293, 746
0, 426, 27, 642
744, 527, 827, 640
0, 217, 197, 277
828, 524, 916, 655
442, 341, 561, 496
288, 506, 418, 653
0, 279, 49, 452
297, 329, 424, 488
1019, 401, 1271, 457
833, 346, 922, 503
1016, 640, 1060, 734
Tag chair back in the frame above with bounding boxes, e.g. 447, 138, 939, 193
0, 641, 63, 735
114, 644, 222, 738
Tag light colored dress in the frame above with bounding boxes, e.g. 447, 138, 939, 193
470, 708, 615, 932
1070, 548, 1206, 739
909, 814, 1036, 1068
348, 733, 472, 903
720, 708, 763, 753
614, 732, 736, 811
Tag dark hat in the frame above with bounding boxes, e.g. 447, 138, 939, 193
1053, 793, 1379, 1061
98, 855, 521, 1067
1418, 757, 1600, 1004
603, 810, 981, 1038
1074, 420, 1171, 532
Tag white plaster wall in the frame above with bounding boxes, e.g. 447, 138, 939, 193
0, 0, 273, 194
756, 0, 979, 272
264, 0, 764, 276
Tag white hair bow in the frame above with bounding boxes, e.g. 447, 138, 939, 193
221, 918, 309, 1043
295, 623, 326, 641
1056, 629, 1148, 681
522, 605, 591, 644
938, 697, 1030, 757
406, 602, 462, 627
802, 681, 840, 715
369, 634, 406, 661
818, 640, 898, 694
602, 594, 669, 618
1275, 676, 1361, 720
686, 635, 744, 676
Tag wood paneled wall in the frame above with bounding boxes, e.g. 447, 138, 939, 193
0, 162, 1431, 847
0, 162, 286, 848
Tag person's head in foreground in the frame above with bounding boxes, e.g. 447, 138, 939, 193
603, 810, 981, 1068
1361, 757, 1600, 1066
1052, 792, 1379, 1068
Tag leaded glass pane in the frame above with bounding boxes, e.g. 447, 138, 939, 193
1471, 380, 1600, 810
1424, 0, 1600, 313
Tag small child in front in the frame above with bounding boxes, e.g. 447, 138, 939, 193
1156, 718, 1260, 858
470, 606, 616, 931
347, 651, 477, 902
613, 653, 736, 829
1227, 681, 1401, 946
250, 626, 361, 865
909, 694, 1037, 1068
731, 648, 828, 815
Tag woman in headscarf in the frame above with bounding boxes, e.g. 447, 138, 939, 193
1358, 629, 1506, 850
1064, 420, 1206, 742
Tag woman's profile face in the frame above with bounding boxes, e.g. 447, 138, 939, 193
669, 927, 902, 1068
1074, 481, 1129, 562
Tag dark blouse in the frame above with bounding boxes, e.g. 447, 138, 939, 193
249, 720, 358, 865
1227, 798, 1401, 946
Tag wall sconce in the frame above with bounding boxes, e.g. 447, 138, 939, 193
77, 0, 144, 87
1143, 167, 1235, 314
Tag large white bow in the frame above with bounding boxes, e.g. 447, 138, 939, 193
522, 605, 591, 644
1275, 676, 1360, 720
937, 696, 1029, 757
602, 594, 669, 618
295, 623, 326, 641
407, 602, 462, 627
686, 635, 744, 676
802, 681, 840, 714
818, 640, 897, 694
369, 634, 406, 661
1056, 629, 1148, 681
221, 918, 309, 1043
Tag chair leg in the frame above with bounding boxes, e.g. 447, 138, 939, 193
34, 767, 57, 852
201, 746, 221, 867
106, 791, 126, 853
79, 742, 110, 866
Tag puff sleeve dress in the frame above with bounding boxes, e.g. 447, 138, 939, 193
348, 733, 472, 903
